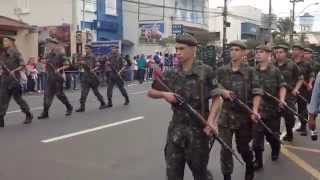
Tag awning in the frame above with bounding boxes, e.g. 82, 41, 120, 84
0, 15, 31, 30
122, 39, 134, 47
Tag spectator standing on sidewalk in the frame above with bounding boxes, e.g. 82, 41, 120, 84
36, 57, 47, 92
137, 54, 147, 84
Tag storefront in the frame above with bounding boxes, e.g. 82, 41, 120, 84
0, 15, 38, 62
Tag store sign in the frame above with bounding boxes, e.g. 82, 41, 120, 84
172, 24, 183, 34
139, 22, 164, 44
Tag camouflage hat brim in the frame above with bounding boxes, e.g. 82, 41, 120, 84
304, 48, 313, 53
3, 36, 16, 42
228, 41, 247, 49
176, 34, 198, 46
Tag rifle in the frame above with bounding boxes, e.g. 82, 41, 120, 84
46, 62, 64, 81
106, 55, 124, 81
156, 77, 245, 166
264, 91, 308, 123
232, 97, 283, 145
0, 62, 19, 82
80, 60, 100, 85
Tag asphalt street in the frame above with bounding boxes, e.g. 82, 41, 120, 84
0, 82, 319, 180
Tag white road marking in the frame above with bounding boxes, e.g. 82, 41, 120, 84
7, 107, 43, 114
129, 90, 148, 95
41, 116, 145, 143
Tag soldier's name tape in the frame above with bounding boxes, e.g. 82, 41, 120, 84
41, 116, 145, 143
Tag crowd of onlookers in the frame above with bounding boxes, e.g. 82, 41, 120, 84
21, 51, 179, 94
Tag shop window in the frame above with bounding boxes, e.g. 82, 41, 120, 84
105, 0, 117, 16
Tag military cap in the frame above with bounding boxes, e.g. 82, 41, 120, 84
3, 36, 16, 42
304, 47, 314, 53
176, 34, 198, 46
292, 43, 304, 49
46, 37, 59, 44
273, 44, 289, 50
228, 40, 247, 49
255, 44, 272, 52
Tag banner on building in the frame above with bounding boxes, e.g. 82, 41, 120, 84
139, 22, 164, 44
91, 40, 121, 55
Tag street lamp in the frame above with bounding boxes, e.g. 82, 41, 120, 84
298, 2, 319, 16
289, 0, 304, 45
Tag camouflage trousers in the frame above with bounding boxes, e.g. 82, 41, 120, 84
252, 109, 281, 152
219, 121, 253, 175
165, 123, 213, 180
79, 81, 105, 105
297, 87, 311, 127
107, 74, 128, 100
0, 83, 30, 116
42, 76, 72, 113
281, 96, 297, 130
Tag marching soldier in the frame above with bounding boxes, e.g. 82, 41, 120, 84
292, 44, 314, 136
0, 36, 33, 127
105, 46, 129, 107
38, 38, 73, 119
273, 44, 303, 141
252, 45, 287, 170
148, 34, 223, 180
216, 41, 263, 180
75, 45, 107, 112
304, 47, 320, 75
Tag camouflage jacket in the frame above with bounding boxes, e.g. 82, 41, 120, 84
152, 61, 222, 128
256, 63, 287, 114
216, 62, 263, 128
81, 54, 97, 82
106, 54, 124, 75
296, 60, 314, 83
0, 47, 25, 80
46, 52, 69, 74
274, 59, 303, 91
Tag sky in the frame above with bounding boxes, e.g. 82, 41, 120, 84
209, 0, 320, 31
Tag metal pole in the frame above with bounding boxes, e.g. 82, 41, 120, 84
222, 0, 227, 60
82, 0, 85, 30
290, 1, 295, 45
269, 0, 272, 43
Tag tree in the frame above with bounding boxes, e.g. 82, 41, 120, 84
272, 17, 292, 44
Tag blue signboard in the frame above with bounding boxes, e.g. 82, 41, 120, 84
172, 24, 184, 34
91, 40, 121, 55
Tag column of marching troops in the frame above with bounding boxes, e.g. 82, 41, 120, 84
0, 34, 318, 180
0, 36, 129, 127
148, 34, 318, 180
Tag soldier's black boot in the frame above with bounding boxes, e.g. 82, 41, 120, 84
124, 95, 130, 106
99, 102, 108, 110
271, 144, 280, 161
65, 104, 73, 116
253, 150, 263, 170
38, 111, 49, 119
0, 115, 4, 128
223, 174, 231, 180
107, 98, 113, 108
283, 128, 293, 142
24, 112, 33, 124
75, 104, 85, 112
245, 164, 255, 180
299, 124, 307, 136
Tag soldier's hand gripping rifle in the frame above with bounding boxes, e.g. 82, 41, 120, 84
106, 55, 124, 81
0, 59, 19, 82
231, 96, 283, 145
156, 77, 245, 166
264, 91, 308, 123
46, 62, 64, 81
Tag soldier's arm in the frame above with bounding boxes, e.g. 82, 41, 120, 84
148, 71, 177, 103
307, 64, 315, 90
56, 55, 71, 72
10, 51, 25, 74
277, 69, 287, 103
251, 69, 263, 120
292, 64, 304, 94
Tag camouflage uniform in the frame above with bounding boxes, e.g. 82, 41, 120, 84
152, 61, 221, 180
253, 63, 286, 162
274, 59, 303, 137
106, 54, 129, 106
38, 51, 73, 118
296, 60, 314, 130
0, 47, 32, 126
216, 62, 263, 176
76, 53, 106, 111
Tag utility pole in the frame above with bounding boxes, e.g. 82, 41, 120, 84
268, 0, 272, 43
222, 0, 228, 61
290, 0, 304, 45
